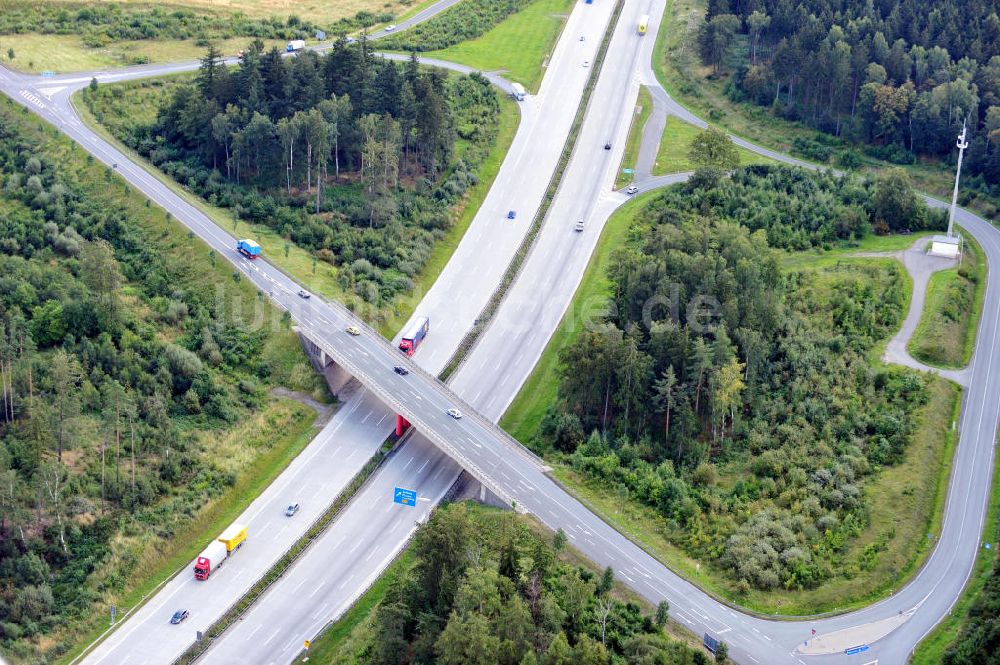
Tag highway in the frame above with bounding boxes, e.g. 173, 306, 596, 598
0, 0, 997, 662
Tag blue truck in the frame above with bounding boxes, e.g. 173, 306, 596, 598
236, 239, 261, 259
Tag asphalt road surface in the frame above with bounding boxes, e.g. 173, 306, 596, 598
1, 0, 998, 661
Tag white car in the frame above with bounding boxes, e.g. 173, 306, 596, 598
385, 24, 396, 31
446, 408, 462, 420
626, 185, 638, 195
574, 219, 585, 232
583, 60, 590, 67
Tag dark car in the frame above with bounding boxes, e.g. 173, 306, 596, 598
604, 142, 612, 150
394, 365, 410, 376
170, 610, 189, 625
507, 210, 516, 219
297, 289, 311, 299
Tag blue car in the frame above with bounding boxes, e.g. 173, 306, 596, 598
170, 609, 189, 625
507, 210, 516, 219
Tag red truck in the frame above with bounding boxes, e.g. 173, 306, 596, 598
398, 316, 429, 356
194, 524, 247, 580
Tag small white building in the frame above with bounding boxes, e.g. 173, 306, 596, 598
929, 234, 961, 258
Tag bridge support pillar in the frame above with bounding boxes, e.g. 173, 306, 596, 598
296, 327, 359, 398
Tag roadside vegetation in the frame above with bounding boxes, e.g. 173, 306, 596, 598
909, 235, 986, 368
911, 441, 1000, 665
503, 160, 965, 614
653, 117, 773, 175
615, 86, 653, 189
0, 95, 326, 664
651, 0, 1000, 221
424, 0, 576, 92
305, 502, 709, 664
0, 0, 412, 44
82, 42, 509, 333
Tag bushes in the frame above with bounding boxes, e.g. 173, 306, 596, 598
539, 167, 930, 592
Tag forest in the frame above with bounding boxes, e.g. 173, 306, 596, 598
536, 165, 945, 593
342, 503, 711, 665
83, 39, 503, 311
696, 0, 1000, 196
0, 98, 320, 661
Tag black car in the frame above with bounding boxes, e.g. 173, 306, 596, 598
170, 609, 189, 625
393, 365, 410, 376
604, 142, 612, 150
297, 289, 311, 299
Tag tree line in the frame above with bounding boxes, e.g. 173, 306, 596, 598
364, 504, 714, 665
696, 0, 1000, 193
83, 40, 502, 310
538, 166, 935, 592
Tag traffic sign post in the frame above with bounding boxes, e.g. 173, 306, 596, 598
844, 644, 870, 656
394, 486, 417, 507
302, 639, 311, 662
110, 605, 116, 626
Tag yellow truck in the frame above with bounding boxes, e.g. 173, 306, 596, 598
194, 523, 247, 580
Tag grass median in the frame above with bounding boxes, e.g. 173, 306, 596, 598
909, 232, 987, 369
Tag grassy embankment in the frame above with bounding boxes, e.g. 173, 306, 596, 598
0, 34, 283, 74
648, 0, 999, 222
500, 192, 966, 616
426, 0, 575, 92
614, 85, 653, 189
0, 97, 328, 664
911, 446, 1000, 663
909, 234, 987, 368
74, 72, 520, 339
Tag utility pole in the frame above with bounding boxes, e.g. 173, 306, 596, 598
947, 122, 969, 238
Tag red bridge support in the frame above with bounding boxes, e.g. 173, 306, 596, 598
395, 415, 410, 437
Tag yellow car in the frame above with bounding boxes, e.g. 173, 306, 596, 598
345, 326, 361, 336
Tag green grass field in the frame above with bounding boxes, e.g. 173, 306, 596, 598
0, 34, 281, 74
652, 115, 776, 174
614, 85, 653, 189
909, 233, 987, 368
0, 94, 327, 664
426, 0, 575, 92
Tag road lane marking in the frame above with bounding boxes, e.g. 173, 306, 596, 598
262, 628, 281, 645
246, 624, 263, 640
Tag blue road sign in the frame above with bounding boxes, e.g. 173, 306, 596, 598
844, 645, 870, 656
622, 168, 635, 174
394, 486, 417, 506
